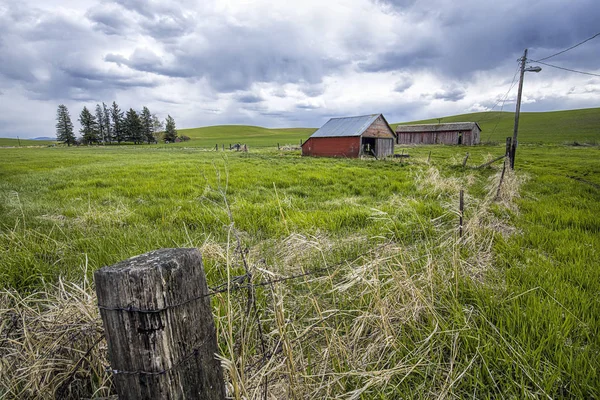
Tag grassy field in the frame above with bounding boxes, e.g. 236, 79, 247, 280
1, 136, 599, 398
0, 138, 57, 147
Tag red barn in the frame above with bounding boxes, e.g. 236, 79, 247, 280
301, 114, 395, 158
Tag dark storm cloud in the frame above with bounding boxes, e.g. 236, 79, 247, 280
86, 5, 133, 35
236, 93, 264, 103
360, 0, 600, 78
105, 17, 337, 91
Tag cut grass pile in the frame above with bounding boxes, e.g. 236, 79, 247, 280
0, 143, 599, 398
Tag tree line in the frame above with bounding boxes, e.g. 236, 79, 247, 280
55, 103, 179, 146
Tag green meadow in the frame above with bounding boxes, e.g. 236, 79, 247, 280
0, 109, 599, 398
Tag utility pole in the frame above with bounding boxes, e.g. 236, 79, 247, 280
511, 49, 541, 169
510, 49, 528, 170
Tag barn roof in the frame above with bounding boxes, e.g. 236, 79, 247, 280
309, 114, 382, 138
395, 122, 482, 133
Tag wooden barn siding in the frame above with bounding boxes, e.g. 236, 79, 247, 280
374, 138, 394, 158
362, 116, 396, 139
397, 130, 478, 145
302, 137, 361, 157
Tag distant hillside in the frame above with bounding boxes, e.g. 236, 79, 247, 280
177, 108, 598, 147
393, 108, 600, 144
177, 125, 316, 147
0, 138, 56, 147
32, 136, 56, 141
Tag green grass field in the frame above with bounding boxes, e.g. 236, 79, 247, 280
0, 109, 599, 398
0, 138, 57, 147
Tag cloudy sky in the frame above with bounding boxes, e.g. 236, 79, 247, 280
1, 0, 599, 138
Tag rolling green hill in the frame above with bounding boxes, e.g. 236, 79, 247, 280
393, 107, 600, 144
178, 108, 598, 147
176, 125, 316, 147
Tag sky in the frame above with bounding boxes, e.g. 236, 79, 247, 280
1, 0, 599, 138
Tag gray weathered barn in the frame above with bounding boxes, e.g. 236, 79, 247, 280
396, 122, 481, 145
302, 114, 395, 158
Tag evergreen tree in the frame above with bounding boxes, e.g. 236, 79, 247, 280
95, 104, 106, 144
79, 106, 99, 145
125, 108, 144, 144
110, 101, 125, 144
55, 104, 76, 146
164, 115, 178, 142
140, 106, 154, 144
102, 102, 112, 144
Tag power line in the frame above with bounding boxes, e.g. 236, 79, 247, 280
531, 60, 600, 78
533, 32, 600, 62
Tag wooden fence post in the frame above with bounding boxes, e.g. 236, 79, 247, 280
95, 248, 225, 400
462, 153, 470, 167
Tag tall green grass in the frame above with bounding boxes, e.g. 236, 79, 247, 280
0, 143, 598, 398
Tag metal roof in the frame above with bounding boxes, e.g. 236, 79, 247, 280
396, 122, 482, 133
309, 114, 381, 138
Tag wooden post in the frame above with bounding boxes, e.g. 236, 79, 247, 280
215, 144, 218, 151
505, 137, 512, 157
427, 151, 431, 163
462, 153, 470, 167
229, 144, 231, 150
459, 190, 464, 238
496, 158, 508, 200
95, 248, 225, 400
277, 143, 280, 150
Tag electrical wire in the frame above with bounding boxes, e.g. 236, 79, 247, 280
533, 32, 600, 62
529, 60, 600, 78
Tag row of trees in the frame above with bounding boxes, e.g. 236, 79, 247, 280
55, 103, 178, 146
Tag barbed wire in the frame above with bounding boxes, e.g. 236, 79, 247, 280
97, 242, 395, 314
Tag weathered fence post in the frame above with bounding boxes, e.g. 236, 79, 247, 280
462, 152, 470, 167
427, 151, 431, 163
95, 248, 225, 400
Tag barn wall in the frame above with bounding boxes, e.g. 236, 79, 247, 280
397, 129, 480, 145
302, 137, 361, 157
362, 116, 396, 139
375, 138, 394, 158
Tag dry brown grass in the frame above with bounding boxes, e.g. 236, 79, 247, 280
0, 272, 110, 399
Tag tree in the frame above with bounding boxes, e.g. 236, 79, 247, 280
55, 104, 76, 146
125, 108, 144, 144
102, 102, 112, 144
95, 104, 106, 144
140, 106, 154, 144
79, 106, 99, 145
110, 101, 125, 144
152, 114, 164, 140
164, 115, 178, 142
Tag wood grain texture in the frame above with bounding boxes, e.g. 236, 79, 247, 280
95, 248, 225, 400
